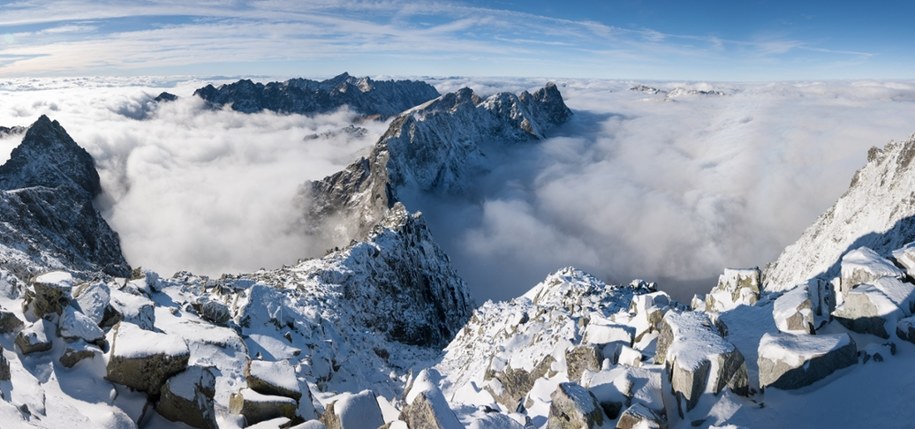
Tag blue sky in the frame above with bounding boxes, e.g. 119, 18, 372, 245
0, 0, 913, 80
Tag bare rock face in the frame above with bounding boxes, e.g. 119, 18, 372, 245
230, 388, 298, 426
105, 322, 190, 395
156, 366, 218, 429
757, 332, 857, 390
321, 389, 385, 429
656, 311, 748, 414
547, 382, 606, 429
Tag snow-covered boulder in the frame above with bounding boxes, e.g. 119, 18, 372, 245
400, 369, 462, 429
704, 268, 760, 313
15, 319, 52, 354
196, 299, 230, 326
246, 359, 302, 400
656, 311, 748, 413
833, 277, 915, 338
546, 382, 606, 429
322, 390, 385, 429
773, 286, 815, 334
105, 321, 190, 395
72, 281, 112, 326
840, 247, 904, 296
616, 402, 665, 429
0, 308, 24, 334
757, 332, 857, 390
896, 315, 915, 344
230, 387, 298, 425
484, 354, 556, 411
583, 323, 633, 346
156, 366, 218, 429
58, 305, 104, 343
59, 341, 102, 368
629, 291, 671, 341
566, 345, 603, 382
23, 271, 73, 319
580, 366, 666, 420
109, 289, 155, 330
891, 241, 915, 277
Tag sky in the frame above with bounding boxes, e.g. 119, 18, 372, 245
1, 0, 914, 80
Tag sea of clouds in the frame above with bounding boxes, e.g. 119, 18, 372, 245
1, 76, 914, 301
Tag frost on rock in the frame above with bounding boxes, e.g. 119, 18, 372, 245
322, 389, 384, 429
546, 382, 605, 429
105, 321, 190, 395
757, 332, 857, 390
704, 268, 760, 313
656, 311, 748, 414
832, 276, 915, 338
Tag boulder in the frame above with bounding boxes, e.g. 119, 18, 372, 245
105, 322, 190, 395
109, 290, 155, 330
656, 312, 748, 414
15, 319, 52, 354
0, 308, 24, 334
400, 370, 462, 429
72, 281, 112, 326
580, 367, 630, 419
322, 390, 385, 429
616, 402, 665, 429
840, 247, 904, 296
156, 366, 218, 429
773, 286, 815, 334
23, 271, 73, 319
757, 332, 857, 390
197, 300, 231, 326
546, 382, 605, 429
59, 341, 102, 368
705, 268, 760, 313
246, 359, 301, 400
630, 291, 671, 340
566, 345, 603, 382
583, 323, 633, 346
484, 354, 555, 410
0, 347, 10, 380
58, 306, 104, 343
833, 277, 915, 338
897, 315, 915, 344
229, 388, 298, 425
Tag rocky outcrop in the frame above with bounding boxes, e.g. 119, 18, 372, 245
194, 73, 439, 118
157, 366, 218, 429
757, 332, 857, 390
547, 382, 606, 429
321, 390, 385, 429
304, 83, 573, 241
656, 311, 748, 414
0, 116, 129, 277
105, 322, 190, 395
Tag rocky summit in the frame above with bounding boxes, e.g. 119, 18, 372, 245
193, 72, 440, 118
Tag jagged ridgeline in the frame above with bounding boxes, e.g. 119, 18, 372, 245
193, 72, 440, 118
303, 82, 573, 242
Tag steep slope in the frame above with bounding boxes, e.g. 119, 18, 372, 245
0, 115, 129, 278
304, 83, 572, 241
194, 72, 440, 118
765, 133, 915, 291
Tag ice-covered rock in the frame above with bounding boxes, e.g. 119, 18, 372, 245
832, 277, 915, 338
546, 382, 606, 429
840, 247, 905, 296
705, 268, 760, 313
757, 332, 857, 390
656, 311, 748, 413
0, 307, 24, 334
246, 359, 302, 400
230, 387, 298, 425
566, 345, 603, 382
156, 366, 218, 429
322, 390, 385, 429
15, 319, 52, 354
58, 305, 104, 343
400, 369, 462, 429
773, 286, 815, 334
616, 402, 665, 429
106, 321, 190, 395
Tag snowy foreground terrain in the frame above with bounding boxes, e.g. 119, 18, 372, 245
1, 75, 915, 428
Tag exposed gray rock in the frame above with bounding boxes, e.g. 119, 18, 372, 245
321, 389, 384, 429
245, 359, 302, 400
196, 300, 230, 326
15, 319, 52, 354
0, 308, 24, 334
23, 272, 72, 319
105, 322, 190, 395
156, 366, 218, 429
59, 341, 102, 368
400, 371, 462, 429
758, 332, 856, 390
656, 311, 748, 414
229, 388, 298, 426
484, 354, 555, 410
833, 277, 915, 338
0, 346, 10, 380
616, 403, 665, 429
547, 382, 605, 429
705, 268, 760, 312
566, 345, 603, 382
